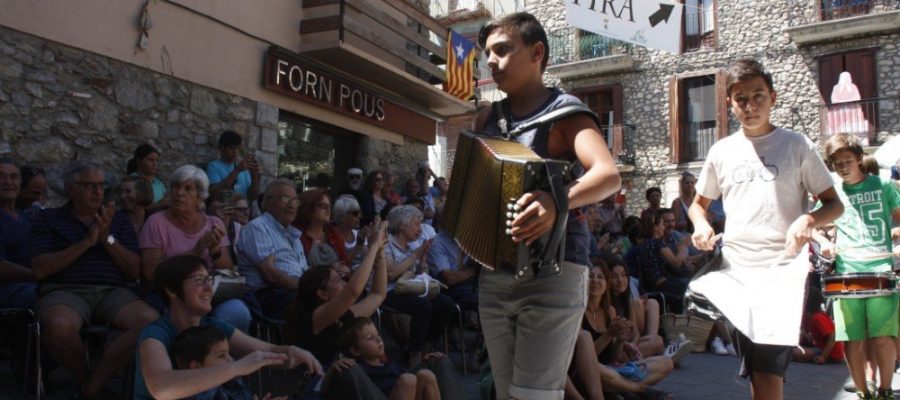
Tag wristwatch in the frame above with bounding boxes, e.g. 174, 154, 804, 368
105, 234, 116, 246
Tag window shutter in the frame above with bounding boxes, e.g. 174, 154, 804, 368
817, 53, 844, 103
844, 49, 877, 99
668, 76, 682, 164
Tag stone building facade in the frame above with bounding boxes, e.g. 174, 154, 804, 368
528, 0, 900, 212
0, 1, 469, 205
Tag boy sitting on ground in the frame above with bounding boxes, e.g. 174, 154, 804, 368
337, 316, 442, 400
792, 290, 844, 365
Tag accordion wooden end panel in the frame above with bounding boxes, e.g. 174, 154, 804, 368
443, 130, 547, 271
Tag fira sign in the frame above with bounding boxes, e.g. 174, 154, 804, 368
567, 0, 683, 54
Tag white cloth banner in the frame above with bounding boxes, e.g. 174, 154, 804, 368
689, 251, 810, 346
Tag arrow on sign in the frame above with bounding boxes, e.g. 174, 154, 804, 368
648, 3, 675, 27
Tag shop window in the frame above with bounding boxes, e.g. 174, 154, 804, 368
277, 113, 359, 193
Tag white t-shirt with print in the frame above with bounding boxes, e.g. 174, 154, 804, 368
690, 127, 835, 346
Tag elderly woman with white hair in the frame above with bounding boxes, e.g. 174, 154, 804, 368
383, 205, 456, 367
332, 194, 371, 268
138, 165, 251, 332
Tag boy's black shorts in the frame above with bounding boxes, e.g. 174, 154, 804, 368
732, 328, 792, 380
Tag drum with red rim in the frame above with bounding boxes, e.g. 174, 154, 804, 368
822, 272, 897, 299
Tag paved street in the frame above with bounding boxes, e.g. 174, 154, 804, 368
656, 352, 900, 400
4, 344, 900, 399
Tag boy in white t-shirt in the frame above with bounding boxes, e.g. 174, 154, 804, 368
687, 59, 843, 400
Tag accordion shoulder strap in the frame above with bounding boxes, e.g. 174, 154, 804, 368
505, 103, 601, 139
492, 100, 510, 135
540, 161, 569, 268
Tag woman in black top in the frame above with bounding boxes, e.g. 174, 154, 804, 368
566, 262, 675, 400
286, 221, 388, 366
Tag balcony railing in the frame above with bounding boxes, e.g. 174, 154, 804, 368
788, 0, 900, 26
547, 31, 633, 66
428, 0, 526, 18
602, 123, 636, 165
819, 95, 900, 145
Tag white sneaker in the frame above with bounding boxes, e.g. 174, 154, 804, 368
676, 333, 687, 344
726, 342, 737, 356
711, 337, 728, 355
665, 339, 694, 365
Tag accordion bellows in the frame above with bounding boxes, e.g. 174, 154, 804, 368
443, 130, 566, 271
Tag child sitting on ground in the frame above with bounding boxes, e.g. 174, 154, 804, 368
337, 317, 442, 400
172, 325, 286, 400
792, 291, 844, 365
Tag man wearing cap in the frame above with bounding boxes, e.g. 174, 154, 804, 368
342, 168, 376, 226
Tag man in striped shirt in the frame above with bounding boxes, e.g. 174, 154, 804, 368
236, 179, 308, 319
30, 161, 159, 398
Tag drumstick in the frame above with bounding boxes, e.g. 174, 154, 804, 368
826, 248, 893, 259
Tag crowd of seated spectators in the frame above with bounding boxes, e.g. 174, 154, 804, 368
0, 130, 754, 399
0, 132, 479, 399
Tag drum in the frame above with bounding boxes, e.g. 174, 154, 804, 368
821, 272, 897, 299
811, 253, 835, 274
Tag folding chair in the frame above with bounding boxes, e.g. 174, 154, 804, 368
0, 308, 41, 399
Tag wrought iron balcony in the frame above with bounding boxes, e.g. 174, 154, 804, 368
545, 31, 635, 79
547, 31, 633, 65
786, 0, 900, 44
818, 95, 900, 145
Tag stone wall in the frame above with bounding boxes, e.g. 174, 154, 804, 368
0, 26, 425, 203
359, 138, 428, 184
527, 0, 900, 213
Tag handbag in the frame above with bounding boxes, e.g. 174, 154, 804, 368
394, 271, 447, 300
211, 269, 248, 305
660, 313, 715, 353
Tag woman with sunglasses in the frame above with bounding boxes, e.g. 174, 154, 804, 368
364, 171, 393, 222
295, 189, 351, 268
332, 194, 370, 268
285, 222, 389, 398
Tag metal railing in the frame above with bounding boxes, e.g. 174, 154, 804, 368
788, 0, 900, 26
819, 95, 900, 145
428, 0, 526, 18
547, 31, 634, 66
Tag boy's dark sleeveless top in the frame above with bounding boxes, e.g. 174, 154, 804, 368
482, 88, 591, 267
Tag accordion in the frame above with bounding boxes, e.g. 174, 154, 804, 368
443, 130, 569, 273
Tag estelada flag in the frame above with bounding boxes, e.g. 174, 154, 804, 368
444, 29, 476, 101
